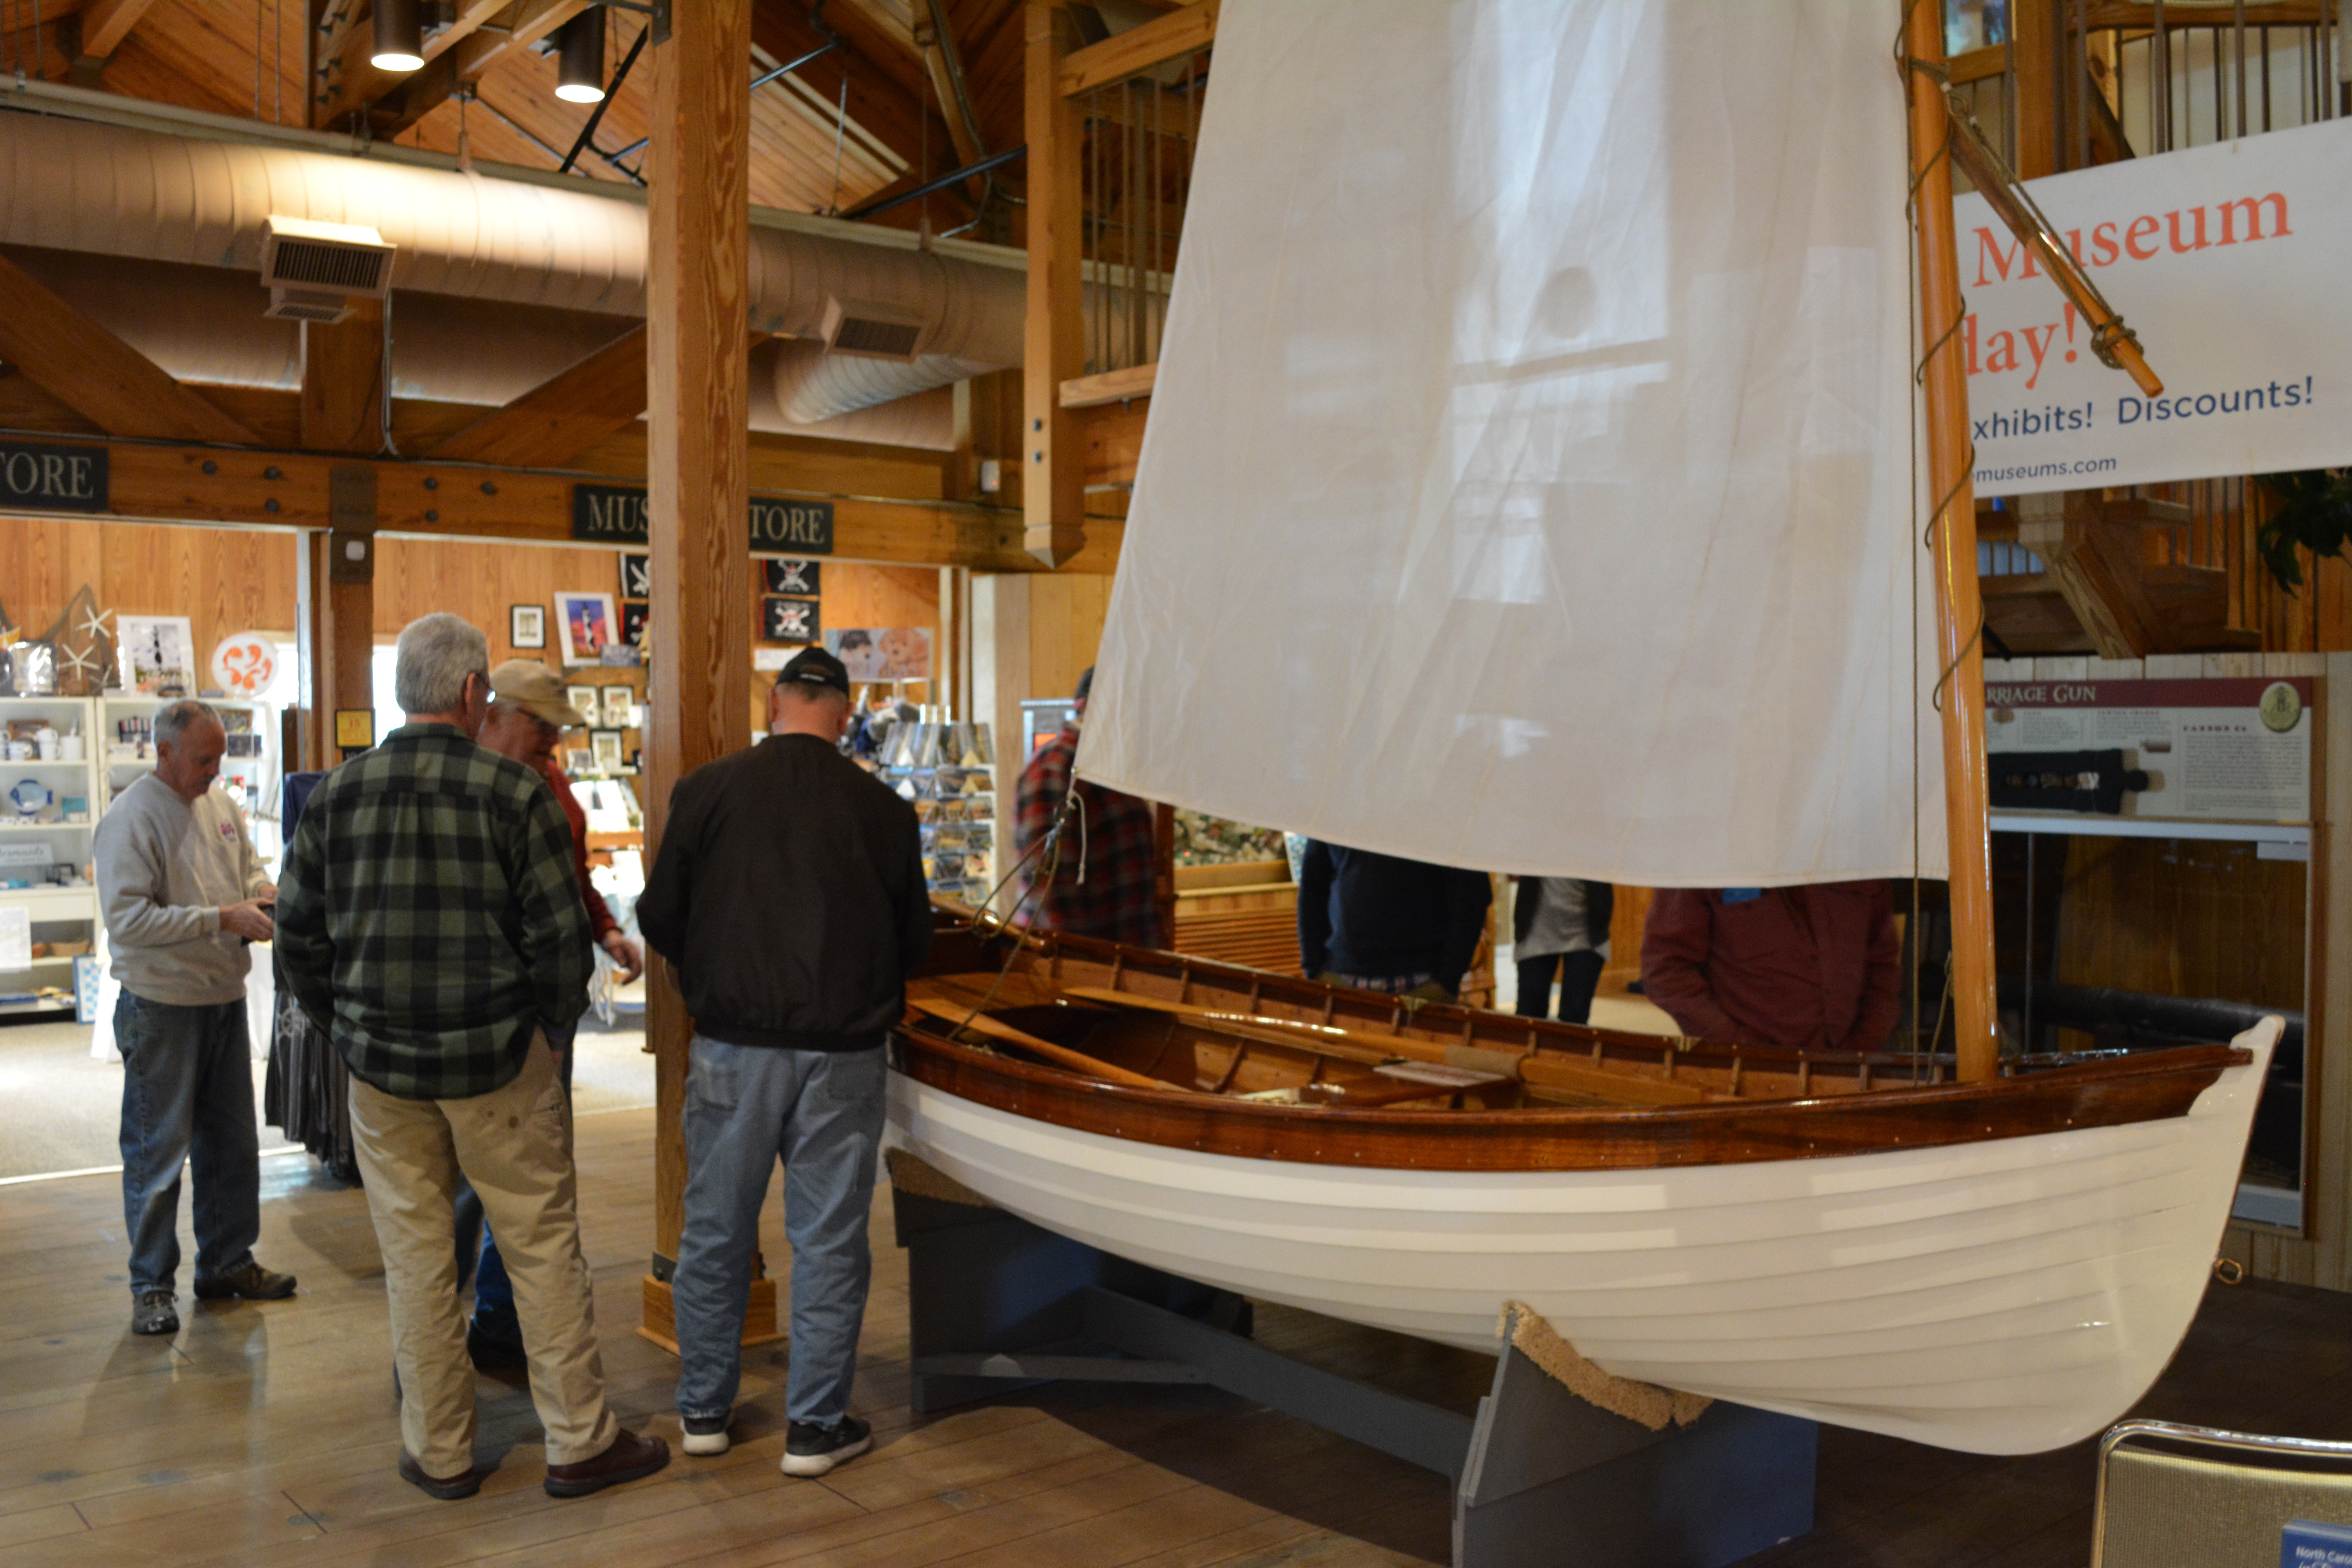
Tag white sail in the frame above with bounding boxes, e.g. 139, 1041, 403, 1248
1078, 0, 1947, 885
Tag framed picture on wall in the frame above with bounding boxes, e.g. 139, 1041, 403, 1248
764, 559, 820, 596
618, 553, 651, 600
510, 604, 546, 649
565, 684, 599, 721
763, 595, 820, 644
621, 601, 649, 648
554, 591, 617, 666
599, 685, 635, 729
590, 729, 624, 774
565, 748, 592, 777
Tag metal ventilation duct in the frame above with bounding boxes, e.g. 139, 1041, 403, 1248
0, 112, 1024, 429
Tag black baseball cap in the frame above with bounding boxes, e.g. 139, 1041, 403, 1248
777, 646, 850, 697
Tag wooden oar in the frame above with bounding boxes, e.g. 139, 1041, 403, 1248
903, 995, 1177, 1091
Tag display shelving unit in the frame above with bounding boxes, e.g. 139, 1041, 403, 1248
0, 695, 102, 1020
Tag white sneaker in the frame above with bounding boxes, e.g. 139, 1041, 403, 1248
680, 1414, 731, 1456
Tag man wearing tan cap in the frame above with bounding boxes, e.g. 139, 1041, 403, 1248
464, 660, 646, 1369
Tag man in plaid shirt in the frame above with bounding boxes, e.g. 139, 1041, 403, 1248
276, 613, 668, 1503
1013, 667, 1167, 946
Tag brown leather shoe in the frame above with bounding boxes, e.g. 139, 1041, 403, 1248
543, 1430, 670, 1498
398, 1452, 483, 1501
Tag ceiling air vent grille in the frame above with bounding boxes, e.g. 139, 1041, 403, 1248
257, 216, 396, 321
819, 296, 929, 363
269, 240, 389, 293
265, 287, 356, 325
831, 316, 924, 359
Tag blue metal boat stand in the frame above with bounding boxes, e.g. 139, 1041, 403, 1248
893, 1186, 1817, 1568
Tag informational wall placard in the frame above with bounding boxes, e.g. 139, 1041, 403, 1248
1984, 676, 2313, 823
1958, 116, 2352, 497
570, 484, 835, 555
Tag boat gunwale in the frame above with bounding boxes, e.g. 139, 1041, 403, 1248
890, 1024, 2251, 1171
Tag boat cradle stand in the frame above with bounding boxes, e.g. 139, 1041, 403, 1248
895, 1189, 1817, 1568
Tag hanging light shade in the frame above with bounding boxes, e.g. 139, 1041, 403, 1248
370, 0, 425, 71
554, 14, 606, 104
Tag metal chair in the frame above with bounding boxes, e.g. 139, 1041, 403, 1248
2095, 1419, 2352, 1567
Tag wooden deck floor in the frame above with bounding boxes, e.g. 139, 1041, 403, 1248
0, 1104, 2343, 1568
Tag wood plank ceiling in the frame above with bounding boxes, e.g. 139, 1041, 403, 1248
0, 0, 1037, 232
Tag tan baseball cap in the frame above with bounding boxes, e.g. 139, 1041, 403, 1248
489, 659, 590, 729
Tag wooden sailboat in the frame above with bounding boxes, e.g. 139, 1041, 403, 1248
892, 919, 2273, 1456
886, 2, 2279, 1459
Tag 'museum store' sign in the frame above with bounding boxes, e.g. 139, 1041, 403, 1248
571, 484, 835, 554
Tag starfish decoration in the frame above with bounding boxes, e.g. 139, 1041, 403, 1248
58, 644, 98, 681
75, 602, 113, 640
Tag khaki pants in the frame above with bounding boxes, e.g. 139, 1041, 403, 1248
347, 1031, 617, 1477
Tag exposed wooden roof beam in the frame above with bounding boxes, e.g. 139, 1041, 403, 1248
750, 0, 973, 218
79, 0, 159, 58
425, 325, 649, 467
0, 251, 257, 445
318, 0, 589, 137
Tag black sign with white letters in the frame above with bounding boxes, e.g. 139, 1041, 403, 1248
0, 441, 107, 513
569, 484, 834, 556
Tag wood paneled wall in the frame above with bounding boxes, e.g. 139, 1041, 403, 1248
1027, 572, 1112, 707
0, 516, 942, 713
0, 515, 298, 658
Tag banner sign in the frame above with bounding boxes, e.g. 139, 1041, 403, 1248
0, 439, 107, 513
1958, 117, 2352, 497
570, 484, 835, 555
1985, 676, 2313, 823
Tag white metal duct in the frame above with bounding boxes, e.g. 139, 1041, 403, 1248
0, 112, 1021, 426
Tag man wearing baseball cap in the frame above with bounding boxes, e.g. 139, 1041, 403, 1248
461, 661, 648, 1370
638, 645, 930, 1477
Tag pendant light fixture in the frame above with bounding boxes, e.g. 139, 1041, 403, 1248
370, 0, 425, 72
555, 13, 607, 104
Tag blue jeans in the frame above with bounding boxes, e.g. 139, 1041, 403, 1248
470, 1025, 575, 1345
116, 992, 260, 1297
674, 1036, 886, 1427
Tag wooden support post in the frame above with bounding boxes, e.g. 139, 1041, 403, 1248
1023, 0, 1087, 568
295, 497, 376, 772
1905, 4, 2001, 1083
641, 0, 772, 1350
300, 302, 388, 456
2011, 0, 2061, 178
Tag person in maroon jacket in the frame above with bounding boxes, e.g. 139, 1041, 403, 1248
464, 661, 647, 1369
1639, 881, 1902, 1053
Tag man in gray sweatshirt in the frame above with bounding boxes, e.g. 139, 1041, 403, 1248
94, 698, 293, 1337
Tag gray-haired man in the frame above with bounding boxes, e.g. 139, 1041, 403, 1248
94, 698, 292, 1337
275, 613, 668, 1501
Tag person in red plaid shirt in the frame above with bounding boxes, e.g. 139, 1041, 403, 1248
1013, 667, 1167, 947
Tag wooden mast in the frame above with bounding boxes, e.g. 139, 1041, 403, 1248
1902, 2, 2000, 1083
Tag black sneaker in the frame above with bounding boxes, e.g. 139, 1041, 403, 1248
781, 1415, 870, 1477
680, 1414, 731, 1457
130, 1291, 178, 1336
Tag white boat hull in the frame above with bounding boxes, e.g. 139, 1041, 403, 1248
886, 1023, 2276, 1455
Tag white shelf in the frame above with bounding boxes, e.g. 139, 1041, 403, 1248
0, 886, 98, 918
0, 698, 100, 951
1989, 811, 2309, 845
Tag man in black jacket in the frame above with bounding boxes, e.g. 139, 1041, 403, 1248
1296, 840, 1492, 1001
637, 646, 930, 1479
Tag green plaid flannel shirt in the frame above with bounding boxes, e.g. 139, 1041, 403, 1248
275, 723, 591, 1100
